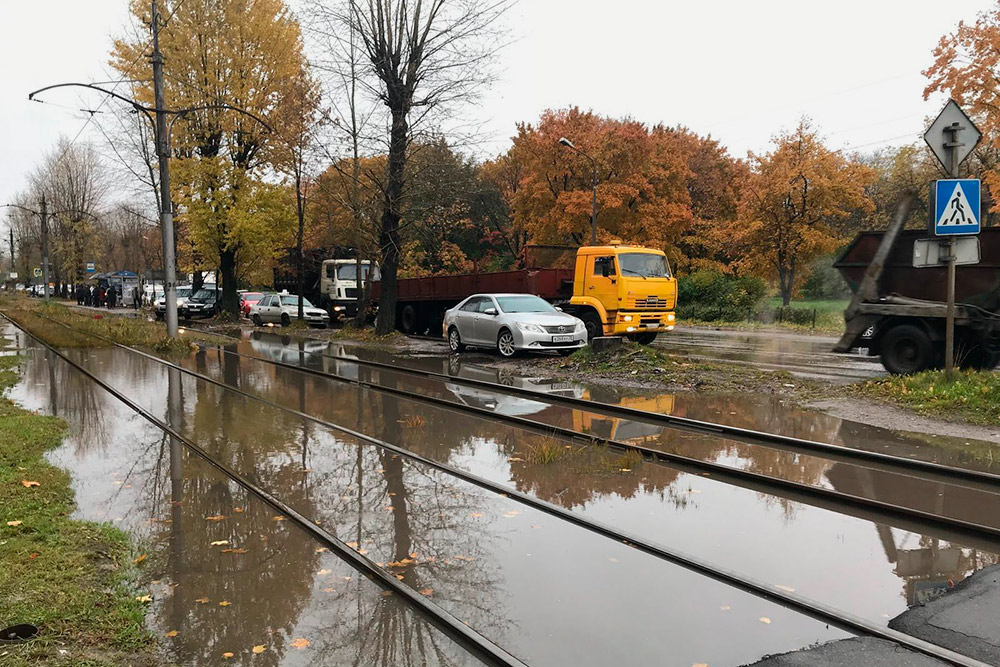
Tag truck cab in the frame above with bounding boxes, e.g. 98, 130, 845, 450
321, 259, 379, 317
566, 244, 677, 342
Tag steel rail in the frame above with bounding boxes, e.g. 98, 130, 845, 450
27, 312, 1000, 547
186, 323, 1000, 490
0, 314, 526, 667
5, 314, 993, 667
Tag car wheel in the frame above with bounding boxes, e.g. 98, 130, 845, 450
580, 311, 603, 341
880, 324, 933, 375
280, 313, 291, 327
448, 326, 466, 353
252, 314, 263, 326
497, 329, 517, 358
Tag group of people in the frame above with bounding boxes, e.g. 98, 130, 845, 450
75, 283, 143, 310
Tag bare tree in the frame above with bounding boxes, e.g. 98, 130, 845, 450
330, 0, 512, 334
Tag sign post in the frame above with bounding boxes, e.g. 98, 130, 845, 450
924, 100, 983, 379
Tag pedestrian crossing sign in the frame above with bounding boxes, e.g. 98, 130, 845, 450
935, 179, 980, 236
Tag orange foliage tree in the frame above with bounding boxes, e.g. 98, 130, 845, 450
734, 120, 875, 305
507, 108, 693, 252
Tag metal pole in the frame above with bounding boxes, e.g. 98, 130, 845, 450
152, 0, 179, 338
40, 195, 49, 302
944, 127, 960, 380
591, 167, 598, 245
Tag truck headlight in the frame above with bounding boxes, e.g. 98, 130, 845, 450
622, 315, 633, 322
667, 313, 675, 322
516, 322, 544, 333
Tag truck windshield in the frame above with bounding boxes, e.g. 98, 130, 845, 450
337, 264, 380, 281
495, 295, 556, 313
618, 253, 670, 279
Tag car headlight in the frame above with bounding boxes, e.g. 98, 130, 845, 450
575, 321, 585, 332
516, 322, 544, 334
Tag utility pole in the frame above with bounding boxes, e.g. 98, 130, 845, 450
151, 0, 179, 337
558, 137, 599, 245
40, 195, 50, 302
943, 121, 963, 379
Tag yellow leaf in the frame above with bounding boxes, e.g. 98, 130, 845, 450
233, 507, 244, 513
720, 605, 731, 611
315, 547, 327, 554
775, 585, 795, 593
322, 587, 335, 593
419, 588, 433, 596
272, 515, 286, 522
252, 645, 266, 654
693, 663, 710, 667
346, 541, 359, 549
135, 594, 152, 603
6, 520, 22, 527
318, 569, 332, 575
219, 601, 231, 607
759, 617, 771, 624
469, 512, 483, 518
165, 630, 178, 638
222, 652, 234, 659
134, 553, 147, 564
222, 548, 249, 554
20, 480, 40, 488
210, 540, 229, 546
503, 510, 520, 518
205, 515, 226, 522
290, 637, 310, 650
194, 597, 209, 604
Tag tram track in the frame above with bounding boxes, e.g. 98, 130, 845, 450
4, 310, 997, 667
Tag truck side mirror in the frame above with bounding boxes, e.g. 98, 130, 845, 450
601, 263, 609, 278
484, 307, 498, 316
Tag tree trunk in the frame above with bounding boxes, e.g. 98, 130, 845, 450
295, 172, 305, 321
778, 265, 795, 306
192, 271, 204, 292
219, 248, 239, 316
374, 109, 407, 336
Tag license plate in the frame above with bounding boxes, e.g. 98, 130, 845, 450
552, 335, 574, 343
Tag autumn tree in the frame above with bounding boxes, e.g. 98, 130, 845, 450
734, 120, 875, 306
338, 0, 513, 334
113, 0, 312, 314
507, 108, 693, 251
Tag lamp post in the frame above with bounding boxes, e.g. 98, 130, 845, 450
558, 137, 598, 245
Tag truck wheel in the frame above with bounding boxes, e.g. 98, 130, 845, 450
632, 332, 658, 345
448, 326, 466, 353
497, 329, 518, 358
580, 312, 603, 341
880, 324, 933, 375
960, 345, 1000, 371
400, 305, 419, 335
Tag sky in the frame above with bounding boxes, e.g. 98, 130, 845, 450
0, 0, 994, 211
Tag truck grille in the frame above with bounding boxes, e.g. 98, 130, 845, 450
344, 288, 359, 298
543, 324, 576, 334
628, 295, 669, 309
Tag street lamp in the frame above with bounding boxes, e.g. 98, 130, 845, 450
558, 137, 598, 245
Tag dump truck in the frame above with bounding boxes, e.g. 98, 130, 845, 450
273, 248, 379, 319
373, 243, 678, 343
833, 224, 1000, 374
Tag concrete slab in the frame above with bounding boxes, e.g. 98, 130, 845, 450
889, 564, 1000, 665
590, 336, 623, 353
741, 637, 949, 667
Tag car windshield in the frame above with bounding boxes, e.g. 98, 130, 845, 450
192, 289, 215, 300
243, 292, 264, 301
337, 264, 381, 281
618, 252, 671, 279
495, 295, 556, 314
280, 295, 314, 307
176, 287, 192, 298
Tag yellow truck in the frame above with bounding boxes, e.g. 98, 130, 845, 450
390, 242, 677, 344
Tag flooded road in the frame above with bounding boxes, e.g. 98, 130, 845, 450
8, 323, 1000, 666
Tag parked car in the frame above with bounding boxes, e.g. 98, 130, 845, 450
240, 291, 265, 318
155, 286, 192, 320
249, 293, 330, 328
183, 288, 220, 319
443, 293, 587, 358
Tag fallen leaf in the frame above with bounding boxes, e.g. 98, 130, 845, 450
608, 557, 619, 563
315, 547, 327, 554
272, 515, 286, 522
195, 597, 209, 604
322, 587, 335, 593
346, 541, 359, 549
775, 585, 795, 593
419, 588, 433, 596
222, 652, 234, 659
135, 594, 152, 603
134, 553, 147, 565
318, 569, 332, 575
21, 480, 40, 488
219, 601, 231, 607
693, 663, 710, 667
205, 515, 226, 522
222, 548, 249, 554
233, 507, 244, 513
468, 512, 483, 518
290, 637, 310, 650
165, 630, 178, 638
759, 617, 771, 624
210, 540, 229, 546
252, 645, 266, 654
357, 548, 368, 555
6, 520, 22, 527
409, 552, 419, 559
503, 510, 520, 518
384, 505, 394, 511
719, 605, 731, 611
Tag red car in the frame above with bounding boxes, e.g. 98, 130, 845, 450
240, 292, 265, 318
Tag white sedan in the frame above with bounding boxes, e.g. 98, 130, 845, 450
249, 293, 329, 328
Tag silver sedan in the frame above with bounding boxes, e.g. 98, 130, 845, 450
444, 293, 587, 358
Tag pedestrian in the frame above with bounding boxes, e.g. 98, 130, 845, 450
76, 284, 84, 305
88, 285, 95, 307
108, 285, 117, 309
133, 284, 142, 310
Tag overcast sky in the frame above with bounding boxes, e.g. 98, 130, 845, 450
0, 0, 993, 211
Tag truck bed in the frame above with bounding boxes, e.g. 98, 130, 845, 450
375, 268, 576, 303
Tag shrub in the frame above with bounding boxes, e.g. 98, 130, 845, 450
677, 270, 767, 321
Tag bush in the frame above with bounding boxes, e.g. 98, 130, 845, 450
801, 254, 851, 300
677, 270, 767, 321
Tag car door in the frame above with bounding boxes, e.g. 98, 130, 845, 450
455, 297, 483, 343
261, 295, 278, 322
475, 296, 501, 344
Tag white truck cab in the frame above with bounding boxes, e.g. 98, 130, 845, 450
321, 259, 380, 316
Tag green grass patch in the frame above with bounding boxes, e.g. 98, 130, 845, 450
852, 369, 1000, 427
764, 298, 849, 313
0, 348, 161, 666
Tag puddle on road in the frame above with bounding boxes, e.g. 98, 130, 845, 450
9, 329, 1000, 666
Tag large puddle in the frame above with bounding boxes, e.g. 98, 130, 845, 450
8, 326, 1000, 666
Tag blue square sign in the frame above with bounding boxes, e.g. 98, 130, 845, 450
935, 179, 980, 236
